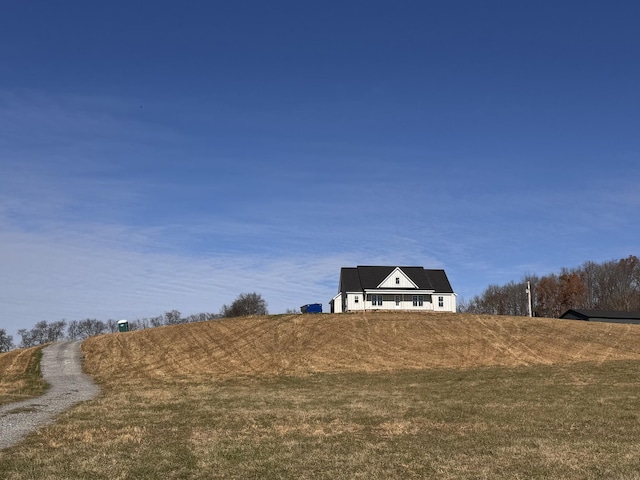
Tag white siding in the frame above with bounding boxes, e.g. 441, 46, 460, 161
378, 268, 417, 289
433, 293, 456, 312
346, 292, 365, 311
331, 293, 343, 313
337, 292, 455, 313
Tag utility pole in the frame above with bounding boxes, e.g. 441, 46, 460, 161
526, 281, 533, 317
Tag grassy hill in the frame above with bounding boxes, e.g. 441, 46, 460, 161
83, 311, 640, 385
0, 345, 48, 405
3, 312, 640, 479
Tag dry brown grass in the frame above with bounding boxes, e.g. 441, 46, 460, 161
83, 311, 640, 386
3, 312, 640, 479
2, 361, 640, 479
0, 346, 48, 404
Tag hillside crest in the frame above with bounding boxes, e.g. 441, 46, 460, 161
82, 312, 640, 385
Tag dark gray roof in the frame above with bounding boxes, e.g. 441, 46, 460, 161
560, 309, 640, 321
427, 269, 455, 293
339, 267, 362, 293
339, 266, 454, 293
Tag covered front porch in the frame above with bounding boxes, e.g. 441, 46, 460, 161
364, 291, 434, 310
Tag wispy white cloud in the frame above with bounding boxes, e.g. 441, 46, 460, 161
0, 222, 355, 336
2, 88, 638, 341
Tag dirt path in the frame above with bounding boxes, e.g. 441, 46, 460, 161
0, 341, 99, 450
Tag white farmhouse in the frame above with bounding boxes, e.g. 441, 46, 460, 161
330, 266, 457, 313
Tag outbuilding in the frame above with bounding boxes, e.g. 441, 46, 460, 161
560, 309, 640, 325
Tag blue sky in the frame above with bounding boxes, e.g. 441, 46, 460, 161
1, 1, 639, 338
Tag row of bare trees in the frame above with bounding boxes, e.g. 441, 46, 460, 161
3, 292, 269, 351
13, 310, 220, 348
461, 256, 640, 317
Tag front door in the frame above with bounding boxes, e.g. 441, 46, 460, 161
395, 295, 402, 309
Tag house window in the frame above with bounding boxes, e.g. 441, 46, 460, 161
354, 296, 359, 303
412, 295, 418, 306
395, 295, 401, 305
438, 296, 444, 308
395, 277, 400, 285
413, 295, 424, 307
371, 294, 383, 306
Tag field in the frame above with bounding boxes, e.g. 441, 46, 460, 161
0, 346, 48, 405
1, 312, 640, 479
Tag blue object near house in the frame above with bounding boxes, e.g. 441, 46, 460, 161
300, 303, 323, 314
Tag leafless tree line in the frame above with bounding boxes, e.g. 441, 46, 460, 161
12, 310, 219, 349
461, 255, 640, 318
5, 292, 269, 350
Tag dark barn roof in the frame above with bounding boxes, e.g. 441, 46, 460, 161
560, 309, 640, 325
339, 266, 454, 293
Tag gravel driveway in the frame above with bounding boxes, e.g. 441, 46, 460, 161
0, 340, 100, 450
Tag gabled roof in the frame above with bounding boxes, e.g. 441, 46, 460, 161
560, 309, 640, 321
339, 266, 454, 293
339, 267, 363, 293
379, 267, 419, 289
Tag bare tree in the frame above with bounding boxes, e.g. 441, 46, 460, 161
105, 319, 119, 333
67, 319, 107, 340
610, 256, 640, 311
18, 320, 67, 348
0, 328, 14, 352
185, 312, 219, 323
221, 293, 268, 318
163, 310, 184, 325
48, 320, 67, 342
580, 261, 602, 309
150, 315, 164, 328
